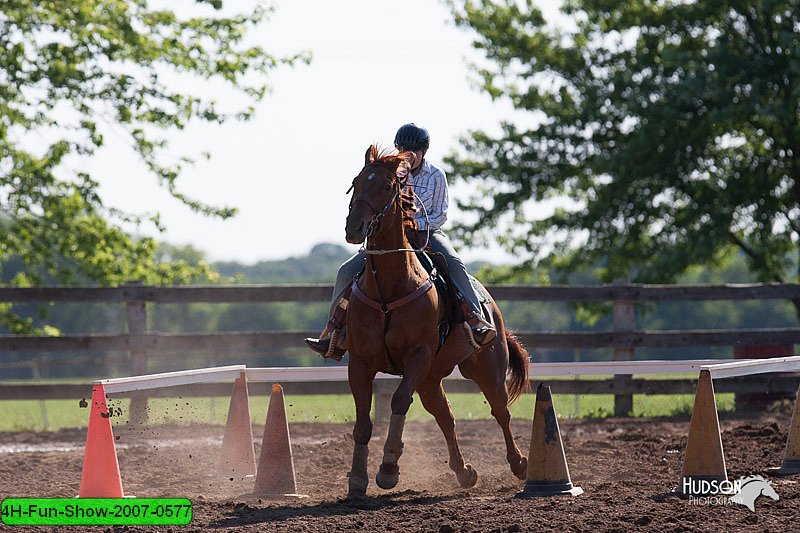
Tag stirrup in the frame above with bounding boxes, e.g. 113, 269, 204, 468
463, 309, 496, 348
303, 329, 347, 360
462, 322, 496, 349
327, 328, 346, 358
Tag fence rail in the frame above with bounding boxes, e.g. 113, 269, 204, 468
3, 328, 800, 352
2, 375, 799, 401
2, 282, 800, 303
2, 282, 799, 417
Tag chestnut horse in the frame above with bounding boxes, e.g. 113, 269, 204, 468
343, 145, 530, 498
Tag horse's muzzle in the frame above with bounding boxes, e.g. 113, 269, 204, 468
345, 219, 366, 244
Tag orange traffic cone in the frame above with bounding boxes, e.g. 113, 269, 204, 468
254, 384, 306, 498
768, 383, 800, 476
676, 370, 728, 496
217, 373, 256, 477
79, 384, 124, 497
515, 383, 583, 498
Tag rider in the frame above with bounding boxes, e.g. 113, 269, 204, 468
304, 123, 497, 358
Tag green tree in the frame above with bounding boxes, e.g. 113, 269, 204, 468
448, 1, 800, 313
0, 1, 305, 293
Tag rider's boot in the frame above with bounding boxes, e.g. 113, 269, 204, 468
304, 293, 350, 360
465, 311, 497, 348
305, 327, 347, 360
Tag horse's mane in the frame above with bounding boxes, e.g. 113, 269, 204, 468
367, 145, 418, 231
400, 190, 418, 232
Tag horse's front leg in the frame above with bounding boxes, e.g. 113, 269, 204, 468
348, 356, 376, 498
375, 345, 431, 490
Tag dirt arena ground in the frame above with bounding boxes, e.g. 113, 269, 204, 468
2, 411, 799, 532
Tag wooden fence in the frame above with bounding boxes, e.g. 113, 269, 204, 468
1, 282, 800, 418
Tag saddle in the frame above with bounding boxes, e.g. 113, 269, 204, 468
414, 247, 459, 347
325, 232, 492, 354
407, 230, 495, 348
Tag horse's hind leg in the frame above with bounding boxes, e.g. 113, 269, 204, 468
416, 378, 478, 488
461, 358, 528, 480
347, 357, 375, 498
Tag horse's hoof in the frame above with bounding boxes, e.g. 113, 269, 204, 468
348, 473, 368, 497
512, 456, 528, 480
457, 464, 478, 488
347, 489, 367, 500
375, 463, 399, 489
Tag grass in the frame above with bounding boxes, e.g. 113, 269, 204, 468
0, 391, 736, 432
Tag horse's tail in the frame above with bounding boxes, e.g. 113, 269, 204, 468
505, 330, 531, 405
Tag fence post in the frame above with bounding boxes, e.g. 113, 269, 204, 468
613, 281, 635, 416
733, 344, 796, 410
31, 358, 50, 431
125, 281, 148, 424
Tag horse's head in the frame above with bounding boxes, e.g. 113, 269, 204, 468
762, 482, 780, 500
747, 476, 780, 501
730, 475, 780, 511
345, 145, 415, 244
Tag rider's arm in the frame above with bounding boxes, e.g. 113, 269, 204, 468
422, 167, 449, 230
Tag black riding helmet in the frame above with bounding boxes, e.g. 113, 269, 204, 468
394, 123, 430, 151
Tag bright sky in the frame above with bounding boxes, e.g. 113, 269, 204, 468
80, 0, 561, 265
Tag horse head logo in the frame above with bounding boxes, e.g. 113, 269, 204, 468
728, 475, 779, 512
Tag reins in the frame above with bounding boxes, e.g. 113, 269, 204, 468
362, 191, 431, 256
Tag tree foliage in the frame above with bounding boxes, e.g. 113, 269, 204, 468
447, 1, 800, 296
0, 0, 304, 291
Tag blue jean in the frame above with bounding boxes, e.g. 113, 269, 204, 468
328, 229, 482, 319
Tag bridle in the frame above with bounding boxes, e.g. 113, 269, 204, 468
348, 168, 401, 243
347, 163, 430, 255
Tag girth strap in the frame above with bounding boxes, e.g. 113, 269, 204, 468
351, 277, 434, 313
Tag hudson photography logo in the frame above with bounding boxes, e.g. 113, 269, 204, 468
683, 475, 780, 511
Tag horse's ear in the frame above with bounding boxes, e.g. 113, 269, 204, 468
365, 145, 378, 165
395, 151, 414, 179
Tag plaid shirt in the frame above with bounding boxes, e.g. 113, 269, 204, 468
408, 159, 448, 230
